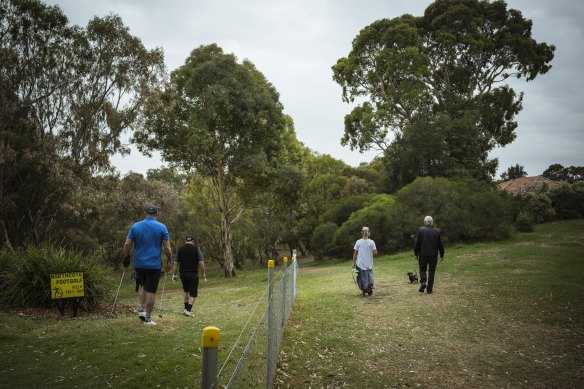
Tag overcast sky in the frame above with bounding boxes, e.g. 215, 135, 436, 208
45, 0, 584, 178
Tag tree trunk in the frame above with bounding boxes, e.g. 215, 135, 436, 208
216, 168, 236, 277
0, 162, 14, 252
220, 210, 235, 277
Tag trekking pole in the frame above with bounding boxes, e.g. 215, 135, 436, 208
111, 267, 126, 315
158, 271, 167, 318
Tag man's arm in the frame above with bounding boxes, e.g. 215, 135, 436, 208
123, 239, 133, 257
198, 247, 206, 278
437, 231, 445, 260
163, 240, 173, 271
352, 250, 358, 266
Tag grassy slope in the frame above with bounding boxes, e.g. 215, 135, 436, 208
0, 220, 583, 388
275, 219, 584, 388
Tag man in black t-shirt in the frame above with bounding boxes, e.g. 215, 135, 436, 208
172, 236, 206, 317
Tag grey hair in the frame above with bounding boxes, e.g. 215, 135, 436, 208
361, 226, 370, 236
424, 216, 433, 226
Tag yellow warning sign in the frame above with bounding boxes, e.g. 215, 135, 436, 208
50, 272, 85, 299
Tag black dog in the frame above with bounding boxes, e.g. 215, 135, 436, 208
407, 272, 419, 284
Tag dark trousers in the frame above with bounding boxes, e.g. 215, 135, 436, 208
418, 256, 438, 292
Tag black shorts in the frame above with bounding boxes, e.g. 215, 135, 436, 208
180, 272, 199, 298
135, 268, 162, 293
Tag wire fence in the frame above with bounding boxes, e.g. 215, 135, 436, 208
210, 258, 298, 389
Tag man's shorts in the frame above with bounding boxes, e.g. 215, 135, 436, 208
180, 272, 199, 298
135, 268, 162, 293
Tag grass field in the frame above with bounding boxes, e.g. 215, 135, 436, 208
1, 219, 583, 388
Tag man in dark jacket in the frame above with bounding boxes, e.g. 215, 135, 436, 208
414, 216, 444, 294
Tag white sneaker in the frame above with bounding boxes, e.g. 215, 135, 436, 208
143, 319, 157, 326
138, 311, 146, 321
183, 309, 194, 317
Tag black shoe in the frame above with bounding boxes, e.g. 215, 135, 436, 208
419, 284, 426, 293
427, 290, 433, 294
367, 289, 373, 296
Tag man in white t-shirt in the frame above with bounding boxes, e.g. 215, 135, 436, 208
352, 226, 378, 296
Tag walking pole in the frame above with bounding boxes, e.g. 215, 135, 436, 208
158, 271, 167, 318
111, 267, 126, 315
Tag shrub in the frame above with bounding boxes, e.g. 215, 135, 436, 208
467, 191, 513, 240
548, 182, 584, 219
310, 222, 339, 260
526, 193, 554, 223
0, 244, 114, 309
515, 211, 535, 232
334, 194, 395, 255
386, 177, 513, 251
320, 194, 374, 225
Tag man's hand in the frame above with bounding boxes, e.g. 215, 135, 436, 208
172, 273, 177, 282
165, 262, 172, 272
123, 255, 130, 268
440, 256, 444, 262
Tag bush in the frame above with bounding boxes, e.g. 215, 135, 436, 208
548, 182, 584, 219
0, 244, 114, 309
310, 222, 339, 259
385, 177, 513, 251
515, 211, 535, 232
320, 194, 374, 225
334, 194, 395, 256
526, 193, 554, 223
467, 191, 513, 240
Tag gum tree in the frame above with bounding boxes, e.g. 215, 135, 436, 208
136, 44, 286, 277
332, 0, 555, 190
0, 0, 165, 248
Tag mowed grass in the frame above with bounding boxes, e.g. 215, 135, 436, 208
275, 219, 584, 388
1, 219, 583, 388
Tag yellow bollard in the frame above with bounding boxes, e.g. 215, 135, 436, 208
201, 326, 220, 389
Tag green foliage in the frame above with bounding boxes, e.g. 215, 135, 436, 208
320, 194, 374, 226
515, 211, 535, 232
333, 0, 555, 187
386, 177, 512, 251
1, 0, 165, 250
310, 222, 338, 260
298, 154, 353, 252
501, 164, 528, 181
467, 191, 513, 241
0, 245, 113, 309
529, 193, 554, 223
548, 182, 584, 219
136, 44, 286, 276
543, 163, 584, 183
333, 194, 395, 255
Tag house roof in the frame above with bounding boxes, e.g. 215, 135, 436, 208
497, 176, 561, 195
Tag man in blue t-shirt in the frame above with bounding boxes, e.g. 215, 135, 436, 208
123, 205, 173, 326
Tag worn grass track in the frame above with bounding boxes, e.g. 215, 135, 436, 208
274, 219, 584, 388
1, 219, 583, 388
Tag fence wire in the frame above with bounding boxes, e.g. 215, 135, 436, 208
220, 260, 298, 389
